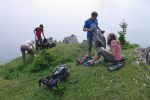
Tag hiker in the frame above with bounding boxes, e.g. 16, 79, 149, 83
34, 24, 45, 48
20, 40, 35, 64
83, 11, 105, 58
89, 33, 122, 65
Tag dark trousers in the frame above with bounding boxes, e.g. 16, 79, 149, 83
97, 48, 117, 64
36, 37, 42, 49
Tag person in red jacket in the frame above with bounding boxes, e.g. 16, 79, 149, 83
34, 24, 45, 48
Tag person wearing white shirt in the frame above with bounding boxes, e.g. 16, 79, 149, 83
20, 40, 35, 64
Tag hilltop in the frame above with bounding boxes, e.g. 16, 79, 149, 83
0, 43, 150, 100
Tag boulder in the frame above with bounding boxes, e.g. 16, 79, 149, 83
134, 47, 150, 64
134, 47, 144, 53
146, 47, 150, 64
47, 37, 57, 44
63, 34, 79, 44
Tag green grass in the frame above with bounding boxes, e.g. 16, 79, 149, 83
0, 43, 150, 100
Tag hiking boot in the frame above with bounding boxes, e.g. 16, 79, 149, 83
83, 60, 93, 66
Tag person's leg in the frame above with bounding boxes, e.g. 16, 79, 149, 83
31, 50, 34, 59
35, 40, 38, 50
87, 37, 93, 57
91, 55, 100, 64
20, 45, 26, 64
27, 48, 35, 59
40, 37, 43, 47
38, 37, 42, 49
97, 48, 117, 64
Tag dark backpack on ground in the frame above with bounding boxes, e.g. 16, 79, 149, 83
39, 64, 70, 88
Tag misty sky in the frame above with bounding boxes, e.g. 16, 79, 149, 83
0, 0, 150, 64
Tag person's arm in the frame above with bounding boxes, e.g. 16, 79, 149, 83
108, 46, 115, 56
42, 32, 45, 38
33, 28, 36, 35
97, 26, 102, 31
96, 19, 105, 32
34, 29, 38, 40
31, 44, 36, 53
83, 28, 94, 32
42, 29, 45, 38
31, 44, 34, 49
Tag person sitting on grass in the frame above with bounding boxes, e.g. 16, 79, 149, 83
20, 40, 35, 64
89, 33, 122, 65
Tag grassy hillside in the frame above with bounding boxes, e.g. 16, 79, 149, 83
0, 43, 150, 100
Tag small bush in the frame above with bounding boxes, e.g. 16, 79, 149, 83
2, 67, 19, 79
31, 50, 57, 72
30, 44, 85, 72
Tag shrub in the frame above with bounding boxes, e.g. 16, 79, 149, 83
118, 33, 126, 46
118, 20, 128, 49
31, 50, 57, 72
31, 49, 70, 72
122, 42, 139, 49
2, 67, 19, 79
117, 20, 139, 49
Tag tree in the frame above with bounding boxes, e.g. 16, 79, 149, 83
118, 20, 128, 47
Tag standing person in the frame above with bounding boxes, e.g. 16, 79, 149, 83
20, 40, 35, 64
90, 33, 122, 65
34, 24, 45, 48
83, 11, 104, 58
